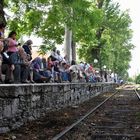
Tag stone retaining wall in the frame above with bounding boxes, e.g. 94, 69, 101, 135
0, 83, 116, 133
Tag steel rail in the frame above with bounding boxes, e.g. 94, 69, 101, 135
134, 88, 140, 100
52, 90, 119, 140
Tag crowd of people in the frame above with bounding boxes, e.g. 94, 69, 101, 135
0, 23, 109, 84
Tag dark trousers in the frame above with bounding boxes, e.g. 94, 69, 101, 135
14, 65, 29, 83
2, 64, 13, 81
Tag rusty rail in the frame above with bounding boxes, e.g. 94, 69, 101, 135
52, 90, 119, 140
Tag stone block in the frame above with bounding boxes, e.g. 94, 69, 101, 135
0, 127, 10, 133
0, 83, 116, 133
3, 104, 12, 118
11, 99, 19, 116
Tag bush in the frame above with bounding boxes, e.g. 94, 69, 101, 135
135, 74, 140, 84
127, 77, 134, 83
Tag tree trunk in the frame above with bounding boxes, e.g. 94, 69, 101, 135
97, 0, 104, 9
0, 0, 6, 25
64, 25, 72, 62
71, 38, 76, 61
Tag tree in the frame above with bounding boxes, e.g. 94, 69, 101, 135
0, 0, 6, 25
4, 0, 102, 60
135, 74, 140, 84
78, 0, 133, 78
127, 77, 134, 83
3, 0, 134, 79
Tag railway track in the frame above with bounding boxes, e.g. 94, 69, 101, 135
1, 84, 140, 140
52, 85, 140, 140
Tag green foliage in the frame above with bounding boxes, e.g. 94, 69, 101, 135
37, 45, 48, 56
3, 0, 134, 79
135, 74, 140, 84
136, 112, 140, 120
127, 77, 134, 83
37, 40, 55, 56
5, 0, 102, 45
0, 0, 6, 25
78, 0, 133, 79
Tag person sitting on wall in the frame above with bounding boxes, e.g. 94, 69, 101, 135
56, 50, 63, 62
50, 47, 58, 61
60, 62, 70, 82
69, 60, 80, 82
31, 57, 51, 83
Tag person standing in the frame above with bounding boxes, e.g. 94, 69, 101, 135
9, 47, 30, 83
22, 40, 33, 61
7, 31, 18, 56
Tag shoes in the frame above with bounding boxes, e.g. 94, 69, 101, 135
45, 77, 51, 83
40, 76, 47, 81
21, 80, 30, 83
0, 79, 3, 84
40, 76, 51, 83
14, 81, 21, 84
4, 80, 14, 84
30, 80, 35, 83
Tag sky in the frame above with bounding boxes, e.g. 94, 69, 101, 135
113, 0, 140, 77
